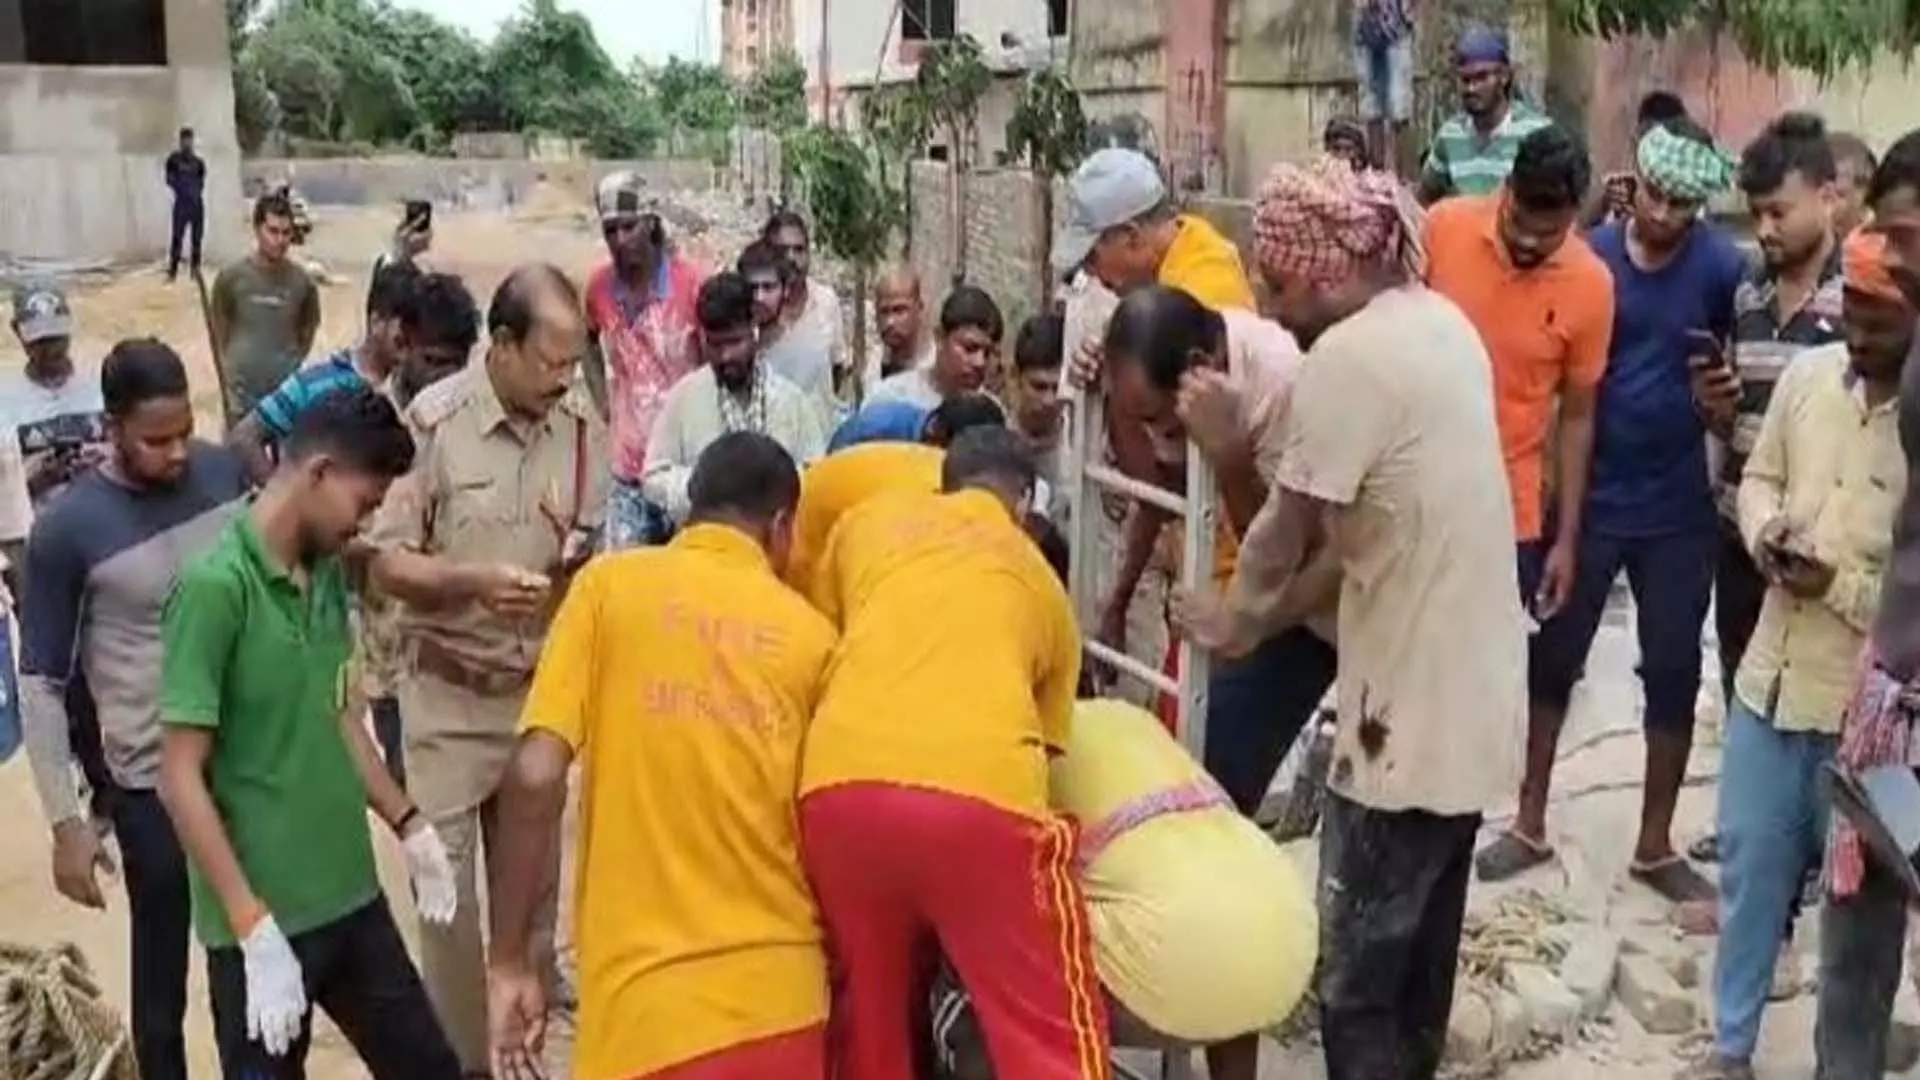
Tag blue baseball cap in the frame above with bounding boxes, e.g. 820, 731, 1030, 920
1052, 148, 1168, 274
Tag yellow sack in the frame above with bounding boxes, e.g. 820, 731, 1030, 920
1051, 699, 1317, 1044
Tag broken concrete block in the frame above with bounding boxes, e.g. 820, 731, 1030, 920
1558, 928, 1621, 1019
1507, 962, 1582, 1036
1446, 989, 1494, 1061
1492, 989, 1531, 1053
1617, 954, 1697, 1034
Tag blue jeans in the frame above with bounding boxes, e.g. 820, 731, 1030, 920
1202, 626, 1338, 815
1712, 696, 1836, 1061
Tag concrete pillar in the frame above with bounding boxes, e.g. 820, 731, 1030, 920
1160, 0, 1227, 193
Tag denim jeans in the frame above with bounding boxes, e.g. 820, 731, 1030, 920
1711, 697, 1836, 1061
1202, 626, 1338, 815
602, 478, 674, 551
110, 788, 191, 1080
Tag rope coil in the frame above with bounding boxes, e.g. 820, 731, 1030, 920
0, 942, 135, 1080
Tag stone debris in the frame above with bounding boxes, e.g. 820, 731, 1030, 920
1447, 988, 1496, 1061
1505, 962, 1582, 1038
1616, 953, 1697, 1034
1557, 927, 1622, 1020
1491, 988, 1532, 1052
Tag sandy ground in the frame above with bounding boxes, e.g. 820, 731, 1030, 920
0, 200, 1831, 1079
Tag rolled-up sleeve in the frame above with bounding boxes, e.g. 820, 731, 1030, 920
19, 509, 87, 824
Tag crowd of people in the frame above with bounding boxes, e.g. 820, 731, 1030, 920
11, 22, 1920, 1080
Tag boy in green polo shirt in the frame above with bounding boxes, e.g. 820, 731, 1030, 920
157, 387, 463, 1079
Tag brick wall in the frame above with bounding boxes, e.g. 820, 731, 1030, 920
905, 159, 1262, 330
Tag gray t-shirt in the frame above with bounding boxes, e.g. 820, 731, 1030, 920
212, 257, 321, 420
0, 368, 107, 536
1873, 345, 1920, 681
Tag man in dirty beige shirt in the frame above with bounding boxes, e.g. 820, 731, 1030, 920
365, 264, 609, 1072
1178, 159, 1524, 1080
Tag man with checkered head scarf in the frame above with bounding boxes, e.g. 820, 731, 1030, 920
1174, 155, 1528, 1080
1476, 116, 1747, 908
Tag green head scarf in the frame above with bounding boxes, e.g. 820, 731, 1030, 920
1635, 124, 1736, 203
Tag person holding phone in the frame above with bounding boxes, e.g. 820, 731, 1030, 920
1691, 229, 1911, 1080
1479, 117, 1746, 905
369, 200, 433, 313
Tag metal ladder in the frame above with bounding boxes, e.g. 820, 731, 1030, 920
1065, 385, 1214, 1080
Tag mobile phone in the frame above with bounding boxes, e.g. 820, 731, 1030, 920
403, 199, 432, 233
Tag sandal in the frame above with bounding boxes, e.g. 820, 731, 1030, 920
1687, 832, 1721, 863
1631, 854, 1718, 904
1474, 831, 1555, 882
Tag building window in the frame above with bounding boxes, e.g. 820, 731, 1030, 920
21, 0, 168, 65
1047, 0, 1068, 36
901, 0, 955, 41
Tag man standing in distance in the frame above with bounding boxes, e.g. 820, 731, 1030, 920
164, 127, 206, 284
1482, 117, 1746, 902
865, 266, 933, 395
488, 432, 837, 1080
642, 272, 826, 529
3, 282, 109, 514
1417, 28, 1553, 204
764, 210, 846, 401
19, 340, 252, 1080
365, 264, 610, 1073
209, 193, 321, 428
738, 240, 835, 428
865, 286, 1005, 411
1684, 114, 1846, 888
1421, 126, 1616, 878
1178, 158, 1526, 1080
158, 388, 461, 1078
582, 171, 704, 550
1829, 133, 1878, 237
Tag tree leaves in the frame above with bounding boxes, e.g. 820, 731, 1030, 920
1552, 0, 1907, 79
1005, 69, 1087, 179
787, 126, 898, 268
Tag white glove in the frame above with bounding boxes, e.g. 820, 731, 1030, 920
238, 915, 308, 1057
402, 822, 459, 925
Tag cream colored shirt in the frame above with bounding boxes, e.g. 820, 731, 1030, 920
1735, 343, 1904, 733
641, 364, 826, 523
861, 341, 934, 400
1258, 286, 1526, 816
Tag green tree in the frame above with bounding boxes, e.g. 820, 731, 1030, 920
740, 49, 809, 131
652, 57, 739, 133
1554, 0, 1902, 78
1005, 69, 1087, 304
915, 36, 991, 285
859, 84, 930, 256
490, 0, 661, 156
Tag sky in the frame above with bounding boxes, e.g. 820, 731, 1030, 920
397, 0, 718, 66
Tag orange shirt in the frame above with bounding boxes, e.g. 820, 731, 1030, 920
802, 488, 1081, 820
787, 442, 944, 594
519, 525, 837, 1080
1155, 214, 1260, 578
1423, 193, 1615, 541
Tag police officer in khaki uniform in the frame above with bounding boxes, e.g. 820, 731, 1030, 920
365, 264, 609, 1073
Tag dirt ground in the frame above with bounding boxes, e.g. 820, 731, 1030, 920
0, 199, 1829, 1080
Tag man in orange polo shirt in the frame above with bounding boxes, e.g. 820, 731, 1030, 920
485, 432, 838, 1080
800, 425, 1102, 1080
1421, 124, 1617, 881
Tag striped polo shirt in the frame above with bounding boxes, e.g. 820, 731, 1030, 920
1717, 249, 1844, 523
1421, 99, 1554, 199
255, 347, 371, 439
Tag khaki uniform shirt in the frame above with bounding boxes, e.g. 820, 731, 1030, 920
365, 366, 611, 815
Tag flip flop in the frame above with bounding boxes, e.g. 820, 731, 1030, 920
1475, 831, 1555, 882
1631, 855, 1718, 904
1687, 832, 1721, 863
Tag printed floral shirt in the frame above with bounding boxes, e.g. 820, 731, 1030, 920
585, 257, 705, 482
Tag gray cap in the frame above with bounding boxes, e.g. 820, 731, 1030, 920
595, 169, 660, 223
1052, 148, 1169, 274
10, 282, 71, 343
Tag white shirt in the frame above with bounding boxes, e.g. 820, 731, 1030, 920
867, 367, 944, 411
862, 340, 936, 400
641, 364, 827, 523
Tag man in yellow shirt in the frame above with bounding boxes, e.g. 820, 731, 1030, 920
800, 426, 1102, 1080
787, 392, 1006, 592
485, 432, 838, 1080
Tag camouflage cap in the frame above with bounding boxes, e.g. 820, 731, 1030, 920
595, 170, 660, 224
10, 281, 71, 343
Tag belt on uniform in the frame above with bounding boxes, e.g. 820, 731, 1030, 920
412, 638, 532, 698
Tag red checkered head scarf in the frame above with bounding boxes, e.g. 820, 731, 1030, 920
1253, 157, 1426, 291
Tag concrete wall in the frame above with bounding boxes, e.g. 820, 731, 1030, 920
795, 0, 1053, 111
244, 157, 717, 210
0, 0, 241, 265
